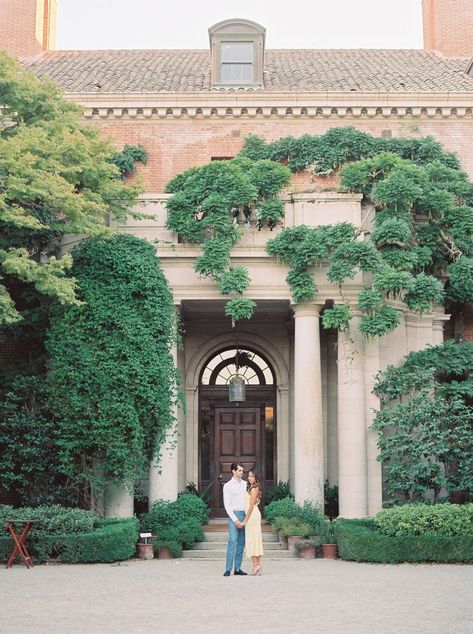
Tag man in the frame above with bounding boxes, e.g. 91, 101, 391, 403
222, 463, 247, 576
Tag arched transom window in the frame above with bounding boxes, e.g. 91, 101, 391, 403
201, 348, 274, 385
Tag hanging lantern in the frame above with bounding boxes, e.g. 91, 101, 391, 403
229, 374, 246, 402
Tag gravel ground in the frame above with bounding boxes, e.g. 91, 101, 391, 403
0, 558, 472, 634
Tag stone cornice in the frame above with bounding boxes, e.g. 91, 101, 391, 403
65, 90, 473, 120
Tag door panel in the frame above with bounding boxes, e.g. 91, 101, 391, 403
214, 407, 260, 514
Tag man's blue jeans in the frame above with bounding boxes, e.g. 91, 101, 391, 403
225, 511, 245, 571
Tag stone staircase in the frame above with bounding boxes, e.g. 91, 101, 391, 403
182, 519, 297, 560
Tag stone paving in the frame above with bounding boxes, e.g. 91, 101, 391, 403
1, 558, 472, 633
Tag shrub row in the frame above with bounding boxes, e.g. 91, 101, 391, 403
336, 519, 473, 564
1, 518, 139, 564
140, 493, 210, 557
0, 504, 98, 534
375, 503, 473, 537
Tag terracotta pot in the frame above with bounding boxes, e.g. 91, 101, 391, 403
158, 547, 172, 559
137, 543, 154, 560
321, 543, 338, 559
287, 535, 303, 553
298, 545, 316, 560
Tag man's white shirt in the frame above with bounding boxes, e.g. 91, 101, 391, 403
223, 477, 247, 522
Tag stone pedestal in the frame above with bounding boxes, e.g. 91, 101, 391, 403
293, 302, 324, 507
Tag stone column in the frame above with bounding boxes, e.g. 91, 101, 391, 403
293, 302, 324, 506
337, 314, 368, 518
104, 483, 134, 518
148, 336, 179, 507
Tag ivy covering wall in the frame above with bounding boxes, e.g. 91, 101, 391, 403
46, 234, 178, 495
165, 127, 473, 338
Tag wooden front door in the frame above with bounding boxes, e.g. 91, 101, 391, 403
214, 407, 261, 515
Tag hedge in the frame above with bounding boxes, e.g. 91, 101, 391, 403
1, 518, 139, 564
336, 519, 473, 564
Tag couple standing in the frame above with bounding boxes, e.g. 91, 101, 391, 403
222, 463, 264, 577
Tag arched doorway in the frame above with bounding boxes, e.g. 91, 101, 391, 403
199, 347, 276, 516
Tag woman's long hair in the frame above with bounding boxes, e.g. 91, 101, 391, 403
247, 469, 262, 499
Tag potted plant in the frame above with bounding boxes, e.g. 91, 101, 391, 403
295, 538, 320, 560
320, 520, 337, 559
155, 540, 182, 559
137, 532, 156, 560
281, 520, 313, 552
270, 516, 289, 545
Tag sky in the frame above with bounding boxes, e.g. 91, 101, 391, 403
55, 0, 424, 51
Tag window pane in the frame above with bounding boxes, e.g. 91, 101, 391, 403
221, 42, 253, 63
221, 63, 253, 82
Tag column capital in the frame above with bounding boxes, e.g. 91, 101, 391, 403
291, 301, 323, 317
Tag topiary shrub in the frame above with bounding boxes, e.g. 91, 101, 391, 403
336, 518, 473, 564
0, 515, 139, 564
375, 503, 473, 537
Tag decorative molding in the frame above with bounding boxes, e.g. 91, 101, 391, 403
66, 91, 473, 120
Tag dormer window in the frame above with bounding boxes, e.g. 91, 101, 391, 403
221, 42, 254, 82
209, 19, 265, 89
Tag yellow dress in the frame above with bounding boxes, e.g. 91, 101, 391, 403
244, 492, 264, 558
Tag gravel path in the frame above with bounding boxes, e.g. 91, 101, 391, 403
1, 558, 472, 633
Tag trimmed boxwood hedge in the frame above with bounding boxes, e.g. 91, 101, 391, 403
336, 518, 473, 564
0, 518, 139, 564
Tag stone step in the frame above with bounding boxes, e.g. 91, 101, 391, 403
191, 541, 285, 550
202, 531, 278, 543
181, 549, 297, 560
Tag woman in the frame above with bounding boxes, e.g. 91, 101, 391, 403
242, 469, 264, 575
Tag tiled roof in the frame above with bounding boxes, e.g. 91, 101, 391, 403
22, 48, 473, 93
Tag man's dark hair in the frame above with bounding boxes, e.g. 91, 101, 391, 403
231, 463, 243, 472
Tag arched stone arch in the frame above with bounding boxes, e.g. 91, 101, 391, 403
186, 330, 289, 389
184, 330, 290, 490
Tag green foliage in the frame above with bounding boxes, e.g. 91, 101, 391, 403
264, 480, 294, 504
224, 297, 257, 327
141, 493, 210, 533
240, 127, 456, 174
359, 305, 401, 338
0, 52, 142, 324
140, 493, 209, 556
375, 503, 473, 537
0, 504, 98, 534
264, 496, 300, 523
218, 267, 251, 295
319, 519, 337, 544
46, 234, 178, 492
373, 341, 473, 502
110, 144, 148, 179
0, 517, 139, 563
165, 157, 290, 324
321, 303, 352, 330
264, 497, 324, 535
280, 519, 313, 538
335, 518, 473, 563
0, 374, 76, 506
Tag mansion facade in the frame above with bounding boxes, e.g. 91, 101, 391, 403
2, 0, 473, 518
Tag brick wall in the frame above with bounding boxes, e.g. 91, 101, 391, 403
0, 0, 56, 58
87, 116, 473, 192
422, 0, 473, 57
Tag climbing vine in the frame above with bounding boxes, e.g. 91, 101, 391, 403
257, 128, 472, 337
165, 157, 290, 325
46, 234, 178, 493
110, 144, 148, 179
372, 340, 473, 502
165, 127, 472, 337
